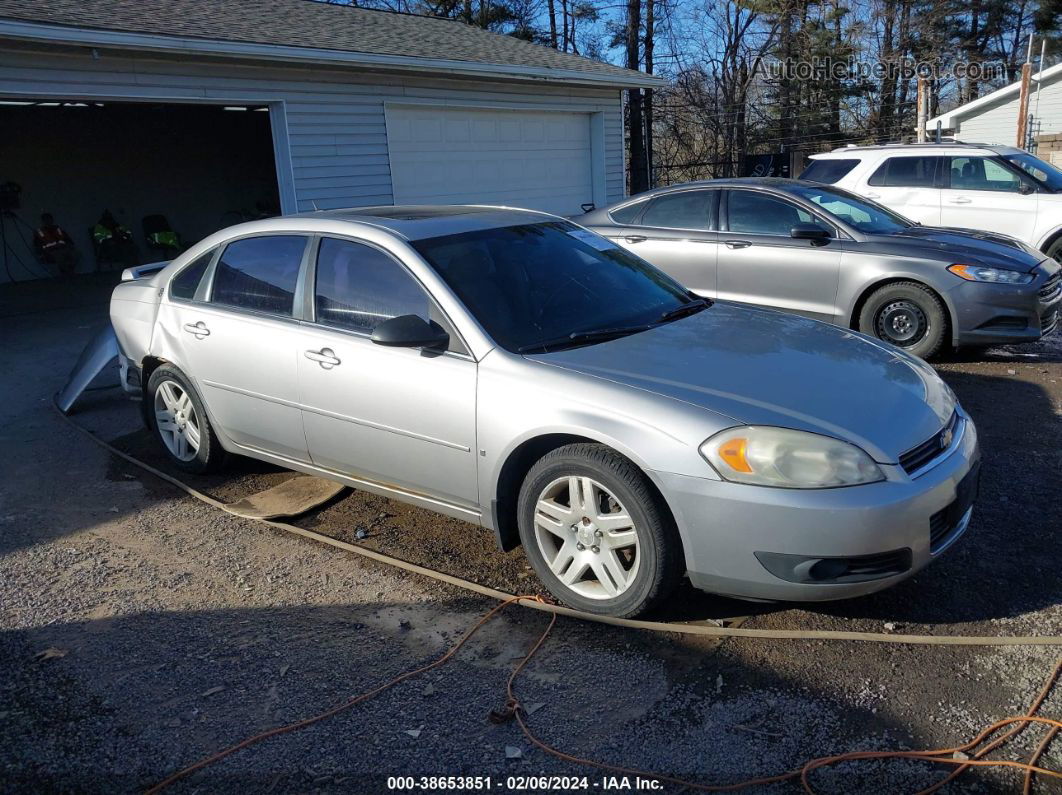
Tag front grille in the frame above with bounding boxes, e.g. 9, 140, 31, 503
929, 462, 980, 554
1040, 270, 1061, 302
899, 411, 959, 475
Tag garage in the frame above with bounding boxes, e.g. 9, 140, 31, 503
0, 0, 659, 284
0, 100, 280, 281
386, 106, 595, 214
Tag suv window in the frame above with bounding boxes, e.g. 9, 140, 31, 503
314, 237, 431, 335
799, 158, 860, 184
211, 235, 307, 316
949, 156, 1023, 192
867, 156, 942, 187
170, 250, 213, 301
640, 190, 715, 229
727, 191, 829, 236
608, 200, 648, 225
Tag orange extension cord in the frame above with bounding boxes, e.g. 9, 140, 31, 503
146, 597, 1061, 794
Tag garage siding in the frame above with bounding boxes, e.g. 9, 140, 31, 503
0, 46, 627, 212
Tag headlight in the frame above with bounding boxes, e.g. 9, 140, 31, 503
700, 427, 884, 488
947, 264, 1033, 284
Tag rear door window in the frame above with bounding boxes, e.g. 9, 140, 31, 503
867, 156, 942, 187
799, 159, 860, 184
640, 190, 715, 230
211, 235, 308, 317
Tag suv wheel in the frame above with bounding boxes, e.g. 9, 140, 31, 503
858, 282, 947, 359
517, 443, 683, 618
147, 365, 226, 473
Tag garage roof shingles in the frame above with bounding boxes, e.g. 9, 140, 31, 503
0, 0, 646, 83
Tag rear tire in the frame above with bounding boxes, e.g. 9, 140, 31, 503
147, 365, 226, 474
858, 281, 947, 359
517, 443, 683, 618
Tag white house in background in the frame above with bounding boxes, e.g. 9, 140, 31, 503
926, 62, 1062, 147
0, 0, 658, 282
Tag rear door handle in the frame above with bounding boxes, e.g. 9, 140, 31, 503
304, 348, 341, 369
865, 192, 881, 199
182, 321, 210, 338
624, 235, 647, 244
724, 240, 752, 249
948, 197, 972, 204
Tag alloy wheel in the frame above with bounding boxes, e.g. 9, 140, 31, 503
154, 380, 201, 462
532, 475, 640, 600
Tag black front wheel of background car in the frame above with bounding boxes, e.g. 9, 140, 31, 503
146, 364, 226, 474
858, 281, 947, 359
1046, 238, 1062, 264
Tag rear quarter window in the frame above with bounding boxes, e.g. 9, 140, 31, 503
608, 200, 648, 225
799, 158, 860, 184
169, 250, 213, 301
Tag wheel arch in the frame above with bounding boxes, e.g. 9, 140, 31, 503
1037, 226, 1062, 258
849, 277, 954, 342
489, 432, 677, 553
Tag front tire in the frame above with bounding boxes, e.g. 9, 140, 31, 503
147, 365, 225, 473
858, 281, 947, 359
517, 443, 683, 618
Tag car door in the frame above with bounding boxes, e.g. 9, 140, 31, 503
296, 236, 479, 508
717, 189, 843, 322
861, 155, 944, 226
607, 189, 719, 296
940, 155, 1038, 241
164, 234, 311, 462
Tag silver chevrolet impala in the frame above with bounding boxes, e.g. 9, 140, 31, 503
108, 206, 980, 617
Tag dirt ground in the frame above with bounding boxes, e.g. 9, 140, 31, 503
1, 273, 1060, 794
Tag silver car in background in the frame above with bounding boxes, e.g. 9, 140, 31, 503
109, 207, 980, 617
579, 178, 1060, 359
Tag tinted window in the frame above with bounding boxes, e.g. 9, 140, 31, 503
412, 222, 691, 353
949, 156, 1022, 192
868, 156, 941, 187
211, 236, 306, 316
609, 200, 647, 225
727, 191, 826, 236
799, 158, 860, 184
170, 250, 212, 301
640, 190, 715, 229
314, 238, 430, 334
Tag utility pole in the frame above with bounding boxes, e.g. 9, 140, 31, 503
916, 77, 927, 143
1016, 35, 1033, 149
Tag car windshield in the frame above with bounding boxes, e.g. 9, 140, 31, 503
1002, 152, 1062, 191
412, 221, 696, 353
786, 183, 913, 234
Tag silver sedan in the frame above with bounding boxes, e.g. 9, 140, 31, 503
107, 206, 980, 617
579, 178, 1060, 359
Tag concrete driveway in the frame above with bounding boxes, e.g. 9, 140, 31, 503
1, 274, 1060, 792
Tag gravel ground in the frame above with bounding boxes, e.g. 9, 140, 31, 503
1, 274, 1060, 794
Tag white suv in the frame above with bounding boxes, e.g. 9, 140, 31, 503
802, 143, 1062, 260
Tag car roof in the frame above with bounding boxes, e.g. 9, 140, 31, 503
616, 177, 816, 202
811, 143, 1025, 158
291, 205, 556, 241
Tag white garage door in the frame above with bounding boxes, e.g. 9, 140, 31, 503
385, 106, 594, 216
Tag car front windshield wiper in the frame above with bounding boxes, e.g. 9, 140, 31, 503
518, 324, 654, 354
657, 297, 711, 323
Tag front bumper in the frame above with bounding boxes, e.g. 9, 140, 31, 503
950, 260, 1060, 346
655, 411, 980, 602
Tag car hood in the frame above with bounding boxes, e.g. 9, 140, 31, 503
530, 304, 954, 463
866, 226, 1044, 271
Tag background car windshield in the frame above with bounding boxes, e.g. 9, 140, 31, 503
412, 222, 692, 352
787, 184, 911, 234
1003, 152, 1062, 191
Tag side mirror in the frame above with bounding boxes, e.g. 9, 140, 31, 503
1019, 183, 1036, 195
370, 314, 449, 350
791, 223, 831, 241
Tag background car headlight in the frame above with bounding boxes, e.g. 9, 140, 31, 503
947, 264, 1033, 284
700, 427, 885, 488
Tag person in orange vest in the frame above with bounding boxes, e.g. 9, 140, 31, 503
93, 210, 138, 268
33, 212, 80, 277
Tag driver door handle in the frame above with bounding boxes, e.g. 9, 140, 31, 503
304, 348, 341, 369
865, 192, 881, 199
724, 240, 752, 249
182, 321, 210, 338
624, 235, 647, 244
948, 196, 972, 204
